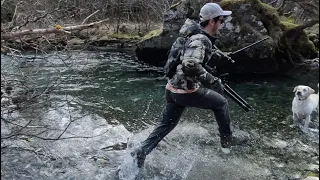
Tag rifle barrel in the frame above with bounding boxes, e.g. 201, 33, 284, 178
224, 83, 252, 109
230, 37, 269, 55
223, 88, 250, 112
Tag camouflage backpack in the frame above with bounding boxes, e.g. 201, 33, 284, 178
163, 36, 189, 79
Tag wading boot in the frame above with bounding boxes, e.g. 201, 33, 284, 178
220, 135, 249, 148
130, 148, 146, 168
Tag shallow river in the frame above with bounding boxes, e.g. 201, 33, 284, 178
1, 50, 319, 180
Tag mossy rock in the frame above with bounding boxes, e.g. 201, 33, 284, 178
136, 0, 319, 73
296, 32, 318, 58
306, 172, 319, 177
170, 1, 182, 10
109, 33, 141, 40
279, 16, 298, 30
280, 21, 298, 30
141, 29, 163, 41
216, 0, 317, 70
67, 38, 85, 45
219, 0, 282, 38
308, 33, 317, 41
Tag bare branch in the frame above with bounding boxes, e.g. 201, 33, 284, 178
14, 8, 59, 30
2, 19, 108, 40
268, 0, 278, 5
10, 3, 20, 25
1, 129, 111, 141
56, 95, 75, 140
81, 10, 99, 25
287, 19, 319, 34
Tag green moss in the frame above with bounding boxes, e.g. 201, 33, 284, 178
219, 0, 297, 35
109, 33, 140, 40
220, 0, 277, 16
220, 0, 281, 37
308, 33, 317, 41
306, 172, 319, 177
219, 0, 278, 16
279, 16, 298, 30
298, 31, 318, 57
217, 0, 318, 60
219, 0, 244, 8
256, 1, 283, 37
170, 1, 182, 10
260, 2, 278, 15
142, 29, 162, 40
279, 16, 295, 24
279, 21, 298, 30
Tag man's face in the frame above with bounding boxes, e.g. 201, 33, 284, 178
209, 16, 224, 35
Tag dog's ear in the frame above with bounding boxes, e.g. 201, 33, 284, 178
293, 86, 298, 92
308, 87, 315, 94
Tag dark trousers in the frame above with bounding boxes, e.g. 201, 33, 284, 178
141, 88, 232, 155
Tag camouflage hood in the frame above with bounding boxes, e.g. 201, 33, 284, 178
178, 19, 217, 44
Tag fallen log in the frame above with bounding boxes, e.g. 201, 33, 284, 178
1, 19, 108, 40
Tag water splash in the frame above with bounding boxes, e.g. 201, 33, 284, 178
118, 140, 142, 180
1, 51, 319, 180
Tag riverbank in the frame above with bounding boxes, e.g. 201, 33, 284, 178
3, 22, 161, 53
3, 21, 319, 75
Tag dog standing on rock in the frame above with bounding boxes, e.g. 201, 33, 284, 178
292, 83, 319, 133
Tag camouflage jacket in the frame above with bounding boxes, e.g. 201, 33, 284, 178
165, 19, 219, 91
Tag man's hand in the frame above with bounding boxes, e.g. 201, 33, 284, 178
212, 47, 234, 63
220, 51, 231, 57
210, 78, 224, 93
219, 52, 234, 63
216, 78, 225, 93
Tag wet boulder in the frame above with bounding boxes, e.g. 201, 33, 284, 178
135, 0, 318, 74
135, 6, 186, 67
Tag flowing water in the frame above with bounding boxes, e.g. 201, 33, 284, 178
1, 50, 319, 180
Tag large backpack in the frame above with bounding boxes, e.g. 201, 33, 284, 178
163, 36, 188, 79
163, 32, 218, 78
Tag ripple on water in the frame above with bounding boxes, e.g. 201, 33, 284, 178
1, 51, 319, 180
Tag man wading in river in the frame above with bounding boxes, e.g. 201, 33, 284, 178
131, 3, 249, 168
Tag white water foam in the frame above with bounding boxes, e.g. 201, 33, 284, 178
118, 140, 142, 180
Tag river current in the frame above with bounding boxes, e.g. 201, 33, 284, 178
1, 50, 319, 180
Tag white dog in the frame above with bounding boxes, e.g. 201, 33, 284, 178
292, 83, 319, 133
